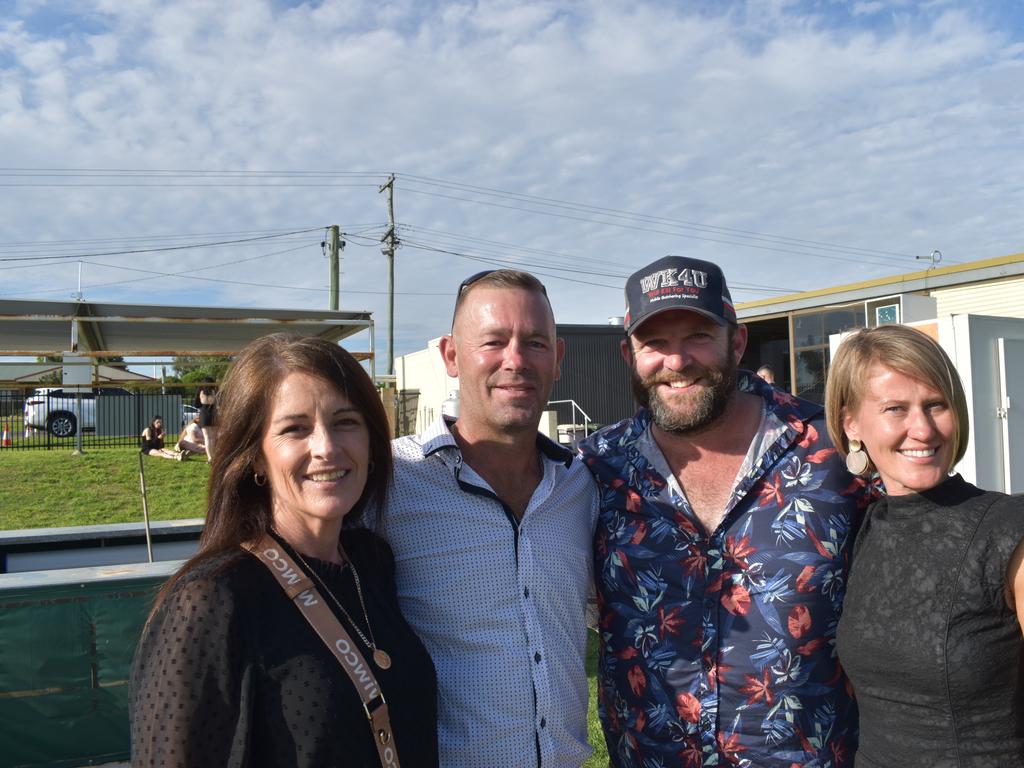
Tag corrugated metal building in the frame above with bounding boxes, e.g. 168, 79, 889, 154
550, 323, 634, 429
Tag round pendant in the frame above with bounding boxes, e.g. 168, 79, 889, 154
846, 448, 869, 475
373, 649, 392, 670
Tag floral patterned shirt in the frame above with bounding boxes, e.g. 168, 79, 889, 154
579, 373, 873, 768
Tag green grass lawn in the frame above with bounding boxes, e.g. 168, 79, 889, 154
0, 446, 207, 529
584, 632, 610, 767
0, 445, 611, 763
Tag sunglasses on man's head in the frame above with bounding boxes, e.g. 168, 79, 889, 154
457, 270, 497, 295
456, 269, 548, 296
451, 269, 548, 328
451, 270, 496, 328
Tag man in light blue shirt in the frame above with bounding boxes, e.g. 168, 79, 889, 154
383, 269, 598, 767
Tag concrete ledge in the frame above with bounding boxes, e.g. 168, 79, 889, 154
0, 559, 182, 589
0, 518, 204, 545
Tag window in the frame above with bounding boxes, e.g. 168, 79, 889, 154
875, 304, 899, 325
792, 305, 865, 403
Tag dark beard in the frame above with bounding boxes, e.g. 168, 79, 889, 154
631, 356, 738, 436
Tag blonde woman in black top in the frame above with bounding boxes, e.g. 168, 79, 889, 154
131, 334, 438, 767
825, 325, 1024, 767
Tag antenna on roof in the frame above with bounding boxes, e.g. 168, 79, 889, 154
915, 249, 942, 269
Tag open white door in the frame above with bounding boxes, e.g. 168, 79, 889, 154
997, 338, 1024, 494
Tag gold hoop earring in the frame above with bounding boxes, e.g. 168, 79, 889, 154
254, 472, 267, 487
845, 438, 870, 475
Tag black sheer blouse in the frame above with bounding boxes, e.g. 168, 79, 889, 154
130, 528, 438, 767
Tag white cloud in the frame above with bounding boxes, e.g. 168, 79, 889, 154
0, 0, 1021, 359
852, 2, 885, 17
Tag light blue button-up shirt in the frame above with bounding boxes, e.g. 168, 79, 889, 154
383, 417, 599, 767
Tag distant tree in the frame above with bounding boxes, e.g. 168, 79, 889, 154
172, 355, 231, 385
34, 356, 62, 384
99, 355, 127, 369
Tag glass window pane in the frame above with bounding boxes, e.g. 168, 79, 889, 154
824, 309, 864, 337
794, 313, 824, 347
796, 348, 826, 403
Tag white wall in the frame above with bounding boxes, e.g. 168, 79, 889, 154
933, 276, 1024, 321
901, 293, 939, 324
395, 338, 458, 434
939, 314, 1024, 493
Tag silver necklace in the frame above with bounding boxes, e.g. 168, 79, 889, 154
287, 540, 392, 670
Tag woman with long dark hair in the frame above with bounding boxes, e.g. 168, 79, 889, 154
140, 415, 181, 460
130, 333, 437, 767
195, 384, 218, 462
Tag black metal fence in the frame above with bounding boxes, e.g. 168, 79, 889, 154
0, 384, 201, 451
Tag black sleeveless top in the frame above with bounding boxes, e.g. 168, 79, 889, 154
837, 474, 1024, 767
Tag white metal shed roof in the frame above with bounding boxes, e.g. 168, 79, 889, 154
0, 298, 375, 363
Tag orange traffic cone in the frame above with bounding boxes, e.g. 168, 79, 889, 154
1, 424, 10, 447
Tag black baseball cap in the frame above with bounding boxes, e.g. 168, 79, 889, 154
624, 255, 736, 335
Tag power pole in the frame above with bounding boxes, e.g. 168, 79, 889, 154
326, 225, 341, 310
379, 174, 399, 375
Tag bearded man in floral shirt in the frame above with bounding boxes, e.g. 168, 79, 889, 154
579, 255, 873, 768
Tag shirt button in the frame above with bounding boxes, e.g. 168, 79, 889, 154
524, 586, 530, 598
534, 651, 542, 663
540, 717, 546, 728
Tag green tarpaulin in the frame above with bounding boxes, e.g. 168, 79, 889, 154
0, 569, 168, 768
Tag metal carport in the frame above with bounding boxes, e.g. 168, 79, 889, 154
0, 297, 376, 374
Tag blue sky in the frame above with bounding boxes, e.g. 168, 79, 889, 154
2, 0, 1023, 365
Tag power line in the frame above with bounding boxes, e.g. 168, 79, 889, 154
0, 236, 315, 261
395, 173, 944, 262
398, 224, 794, 293
0, 227, 325, 263
85, 244, 315, 278
401, 239, 789, 296
0, 168, 388, 177
398, 185, 916, 269
0, 238, 452, 299
1, 166, 941, 265
0, 227, 312, 248
0, 182, 383, 188
0, 168, 387, 180
0, 224, 385, 245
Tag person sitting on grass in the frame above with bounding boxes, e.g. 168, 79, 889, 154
175, 415, 205, 459
140, 416, 182, 461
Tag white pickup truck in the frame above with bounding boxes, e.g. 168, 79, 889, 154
23, 386, 132, 437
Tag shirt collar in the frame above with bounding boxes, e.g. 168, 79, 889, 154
420, 416, 574, 469
738, 370, 823, 448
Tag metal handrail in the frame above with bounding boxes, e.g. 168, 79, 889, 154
547, 399, 593, 439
